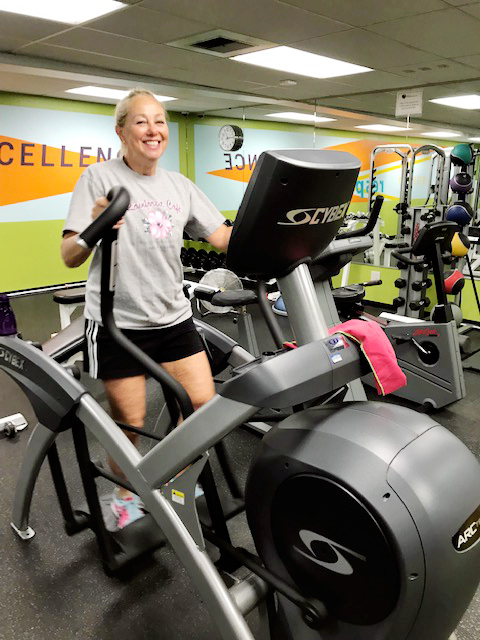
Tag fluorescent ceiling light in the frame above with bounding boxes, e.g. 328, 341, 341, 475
469, 137, 480, 142
0, 0, 124, 24
267, 112, 336, 123
233, 46, 372, 79
430, 95, 480, 110
66, 87, 177, 102
356, 124, 410, 132
421, 131, 462, 138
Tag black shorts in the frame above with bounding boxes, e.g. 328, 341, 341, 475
84, 317, 205, 380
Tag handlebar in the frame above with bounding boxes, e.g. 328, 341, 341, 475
338, 195, 384, 240
77, 186, 130, 249
391, 246, 425, 266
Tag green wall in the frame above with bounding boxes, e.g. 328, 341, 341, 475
0, 220, 87, 291
1, 92, 479, 324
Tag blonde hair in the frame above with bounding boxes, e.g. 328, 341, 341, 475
115, 89, 167, 156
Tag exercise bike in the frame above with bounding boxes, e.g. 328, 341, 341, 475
330, 221, 466, 411
2, 149, 479, 640
276, 199, 465, 412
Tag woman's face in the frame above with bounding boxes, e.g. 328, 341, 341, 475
117, 94, 169, 174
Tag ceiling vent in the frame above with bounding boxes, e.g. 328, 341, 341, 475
167, 30, 274, 58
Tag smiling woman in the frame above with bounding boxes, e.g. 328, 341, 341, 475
59, 87, 232, 531
115, 90, 170, 175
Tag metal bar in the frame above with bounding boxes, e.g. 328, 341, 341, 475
278, 264, 329, 345
77, 395, 255, 640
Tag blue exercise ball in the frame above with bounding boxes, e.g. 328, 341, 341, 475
446, 202, 473, 226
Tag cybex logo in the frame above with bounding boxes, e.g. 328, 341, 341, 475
279, 202, 350, 226
0, 346, 24, 370
294, 529, 366, 576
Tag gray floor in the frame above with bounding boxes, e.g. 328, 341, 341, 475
0, 291, 479, 639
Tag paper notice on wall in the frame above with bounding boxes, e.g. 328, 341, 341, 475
396, 90, 423, 117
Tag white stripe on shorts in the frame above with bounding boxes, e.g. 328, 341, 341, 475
85, 319, 99, 379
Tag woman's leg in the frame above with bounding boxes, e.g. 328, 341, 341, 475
161, 350, 215, 412
101, 350, 213, 523
103, 374, 146, 496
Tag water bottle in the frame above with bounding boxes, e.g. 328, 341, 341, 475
0, 294, 17, 336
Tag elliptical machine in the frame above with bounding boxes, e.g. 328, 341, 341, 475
2, 149, 480, 640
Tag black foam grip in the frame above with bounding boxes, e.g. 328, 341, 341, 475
77, 186, 130, 249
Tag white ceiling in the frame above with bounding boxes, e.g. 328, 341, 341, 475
2, 0, 480, 138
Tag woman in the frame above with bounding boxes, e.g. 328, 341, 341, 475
61, 89, 231, 529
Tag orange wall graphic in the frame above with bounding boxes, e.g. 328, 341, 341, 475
0, 136, 104, 206
206, 138, 404, 204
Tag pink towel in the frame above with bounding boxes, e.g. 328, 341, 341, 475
328, 319, 407, 396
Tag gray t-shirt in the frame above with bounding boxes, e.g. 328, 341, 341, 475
64, 158, 225, 328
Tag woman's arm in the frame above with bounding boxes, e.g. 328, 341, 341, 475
61, 231, 92, 268
61, 195, 125, 268
205, 223, 232, 253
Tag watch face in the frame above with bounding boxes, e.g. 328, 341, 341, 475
219, 125, 243, 151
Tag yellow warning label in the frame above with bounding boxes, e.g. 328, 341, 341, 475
172, 489, 185, 506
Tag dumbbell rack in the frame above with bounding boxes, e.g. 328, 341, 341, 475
181, 245, 227, 272
368, 144, 413, 268
393, 145, 449, 319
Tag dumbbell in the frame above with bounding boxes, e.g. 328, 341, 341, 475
207, 251, 221, 269
412, 279, 432, 292
413, 262, 429, 272
191, 249, 209, 270
184, 247, 198, 267
409, 298, 430, 311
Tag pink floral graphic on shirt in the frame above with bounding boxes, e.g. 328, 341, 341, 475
143, 209, 173, 239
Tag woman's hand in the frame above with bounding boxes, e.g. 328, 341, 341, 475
92, 195, 125, 229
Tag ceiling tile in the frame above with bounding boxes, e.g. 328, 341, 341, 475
155, 64, 282, 94
0, 38, 31, 53
19, 43, 169, 77
32, 28, 225, 67
328, 70, 413, 92
86, 6, 214, 44
279, 0, 449, 27
0, 12, 68, 40
385, 59, 480, 83
2, 0, 480, 135
323, 92, 400, 117
295, 29, 441, 69
141, 0, 351, 41
172, 57, 360, 99
458, 3, 480, 17
424, 104, 480, 127
442, 0, 480, 5
454, 53, 480, 69
365, 8, 480, 58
